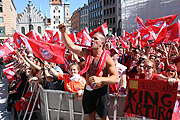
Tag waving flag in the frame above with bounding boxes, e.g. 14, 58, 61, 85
145, 14, 178, 26
0, 42, 15, 58
48, 31, 63, 45
3, 66, 15, 82
120, 38, 130, 49
166, 22, 180, 41
152, 22, 167, 47
45, 30, 54, 38
81, 30, 91, 46
136, 15, 154, 43
27, 38, 65, 64
68, 33, 77, 43
3, 37, 14, 44
76, 27, 89, 38
25, 30, 37, 40
89, 22, 108, 37
13, 31, 24, 48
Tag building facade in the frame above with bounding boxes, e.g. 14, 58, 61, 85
71, 8, 80, 32
88, 0, 102, 32
49, 0, 63, 32
80, 4, 89, 31
121, 0, 180, 34
0, 0, 16, 42
17, 0, 47, 35
102, 0, 117, 35
64, 0, 71, 34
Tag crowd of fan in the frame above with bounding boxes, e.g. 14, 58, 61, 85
1, 36, 180, 119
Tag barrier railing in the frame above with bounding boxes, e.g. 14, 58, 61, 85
38, 84, 127, 120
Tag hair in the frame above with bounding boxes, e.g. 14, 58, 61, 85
69, 63, 80, 72
144, 59, 157, 73
165, 69, 178, 80
94, 32, 107, 43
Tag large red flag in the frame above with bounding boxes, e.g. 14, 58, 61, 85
81, 30, 91, 47
3, 66, 15, 82
151, 22, 168, 47
27, 38, 65, 64
136, 15, 154, 43
145, 14, 178, 26
0, 42, 15, 58
89, 22, 108, 37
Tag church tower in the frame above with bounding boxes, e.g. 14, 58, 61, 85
49, 0, 63, 32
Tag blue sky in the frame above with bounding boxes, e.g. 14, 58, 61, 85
13, 0, 88, 18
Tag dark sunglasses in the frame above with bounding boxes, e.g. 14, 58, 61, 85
167, 69, 175, 72
143, 65, 154, 69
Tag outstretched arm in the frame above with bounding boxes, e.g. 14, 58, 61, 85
58, 23, 88, 58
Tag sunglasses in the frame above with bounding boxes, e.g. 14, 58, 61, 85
167, 69, 175, 72
143, 65, 154, 69
139, 65, 144, 68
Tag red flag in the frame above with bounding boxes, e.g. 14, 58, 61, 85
3, 37, 14, 44
120, 38, 130, 49
45, 30, 54, 38
48, 32, 63, 45
0, 42, 15, 58
68, 33, 77, 43
13, 31, 24, 48
166, 22, 180, 41
136, 15, 154, 42
25, 30, 37, 40
76, 27, 89, 38
89, 22, 108, 37
3, 66, 15, 82
43, 30, 54, 42
81, 30, 91, 46
27, 38, 65, 64
145, 14, 178, 26
152, 22, 168, 47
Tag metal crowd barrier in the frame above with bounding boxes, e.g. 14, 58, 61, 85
38, 84, 128, 120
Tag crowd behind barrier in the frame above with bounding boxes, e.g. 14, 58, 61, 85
1, 14, 180, 120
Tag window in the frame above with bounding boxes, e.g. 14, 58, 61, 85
58, 10, 60, 13
38, 26, 41, 34
0, 17, 3, 23
59, 16, 60, 18
54, 21, 56, 24
67, 13, 68, 16
0, 0, 2, 2
21, 27, 25, 35
53, 10, 55, 13
0, 7, 2, 12
54, 16, 55, 18
113, 17, 115, 24
113, 7, 115, 14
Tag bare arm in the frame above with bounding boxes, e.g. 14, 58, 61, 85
58, 23, 88, 58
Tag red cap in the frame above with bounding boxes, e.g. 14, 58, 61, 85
167, 64, 177, 72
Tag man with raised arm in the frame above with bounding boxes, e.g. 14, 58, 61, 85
58, 23, 119, 120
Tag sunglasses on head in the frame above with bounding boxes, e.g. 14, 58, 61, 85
167, 69, 175, 72
143, 65, 154, 69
